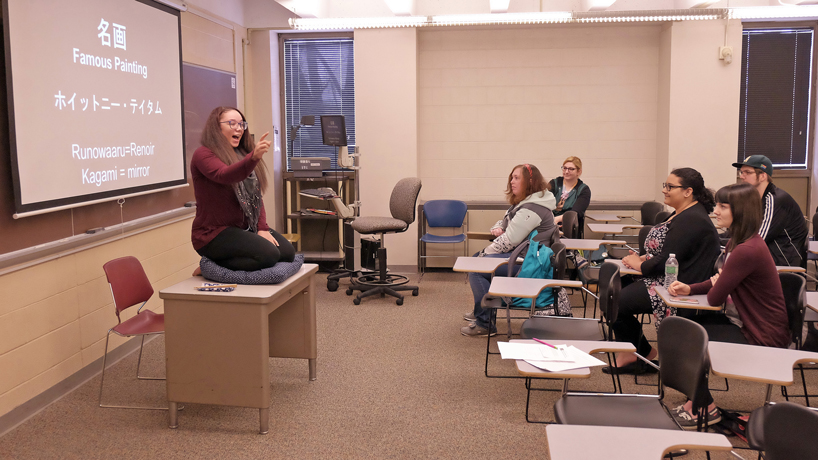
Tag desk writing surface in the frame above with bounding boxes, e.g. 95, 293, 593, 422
466, 231, 493, 241
588, 223, 643, 234
585, 211, 621, 222
810, 241, 818, 254
560, 238, 623, 251
511, 339, 635, 378
488, 276, 582, 298
708, 341, 818, 386
452, 256, 507, 273
546, 425, 732, 460
806, 292, 818, 322
654, 286, 722, 311
604, 259, 641, 276
776, 265, 806, 273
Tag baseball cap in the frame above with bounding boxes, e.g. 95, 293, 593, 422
732, 155, 773, 176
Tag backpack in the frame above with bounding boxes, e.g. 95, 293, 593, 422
510, 232, 555, 309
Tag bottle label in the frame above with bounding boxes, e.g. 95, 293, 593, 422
666, 267, 677, 275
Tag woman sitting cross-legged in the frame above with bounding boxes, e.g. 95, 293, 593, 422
190, 106, 295, 272
461, 163, 557, 337
605, 167, 721, 374
666, 182, 790, 429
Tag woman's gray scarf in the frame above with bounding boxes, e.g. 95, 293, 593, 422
233, 149, 262, 232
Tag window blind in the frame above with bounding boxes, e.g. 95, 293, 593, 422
738, 28, 813, 169
283, 38, 355, 171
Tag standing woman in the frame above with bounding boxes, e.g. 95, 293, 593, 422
190, 106, 295, 272
667, 182, 789, 428
461, 164, 557, 337
550, 156, 591, 237
605, 167, 721, 373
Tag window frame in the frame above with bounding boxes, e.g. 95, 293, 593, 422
277, 32, 355, 179
739, 22, 818, 179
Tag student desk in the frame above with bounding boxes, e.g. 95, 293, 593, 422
603, 259, 642, 276
809, 241, 818, 254
452, 256, 508, 274
654, 286, 723, 312
159, 264, 319, 434
806, 291, 818, 323
708, 342, 818, 404
560, 238, 623, 251
585, 211, 621, 222
776, 265, 806, 273
587, 223, 643, 235
546, 425, 732, 460
487, 276, 582, 298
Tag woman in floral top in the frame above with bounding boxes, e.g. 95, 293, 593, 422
604, 168, 721, 375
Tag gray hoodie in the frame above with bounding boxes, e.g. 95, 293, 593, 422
484, 191, 557, 254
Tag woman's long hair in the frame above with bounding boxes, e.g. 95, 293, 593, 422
670, 167, 715, 214
715, 183, 762, 253
200, 106, 268, 192
505, 164, 549, 206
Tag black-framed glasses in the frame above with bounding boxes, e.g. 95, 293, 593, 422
662, 183, 685, 191
220, 120, 248, 130
561, 166, 577, 172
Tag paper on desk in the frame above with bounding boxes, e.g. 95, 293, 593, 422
524, 346, 607, 372
498, 342, 576, 363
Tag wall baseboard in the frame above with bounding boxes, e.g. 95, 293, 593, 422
0, 335, 152, 438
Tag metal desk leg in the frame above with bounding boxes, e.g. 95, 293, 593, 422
259, 408, 269, 434
764, 384, 773, 404
168, 401, 178, 429
309, 358, 317, 381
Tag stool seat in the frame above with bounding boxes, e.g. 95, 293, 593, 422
351, 217, 407, 234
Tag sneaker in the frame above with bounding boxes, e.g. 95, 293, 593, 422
461, 322, 496, 337
463, 312, 476, 322
574, 254, 590, 270
670, 404, 721, 430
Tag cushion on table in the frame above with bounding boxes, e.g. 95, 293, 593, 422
200, 254, 305, 285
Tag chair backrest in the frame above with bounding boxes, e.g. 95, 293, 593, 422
550, 242, 567, 280
389, 177, 423, 225
561, 211, 579, 239
657, 316, 710, 409
779, 272, 806, 348
423, 200, 467, 228
505, 239, 531, 276
641, 201, 664, 225
597, 262, 621, 326
654, 210, 672, 223
102, 256, 154, 320
637, 225, 652, 256
762, 402, 818, 460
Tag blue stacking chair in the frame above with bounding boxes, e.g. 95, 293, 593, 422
419, 200, 468, 280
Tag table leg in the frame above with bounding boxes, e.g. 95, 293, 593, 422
764, 384, 773, 404
309, 358, 317, 381
259, 408, 269, 435
168, 401, 178, 429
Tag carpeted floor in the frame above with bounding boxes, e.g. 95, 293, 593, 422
0, 271, 814, 459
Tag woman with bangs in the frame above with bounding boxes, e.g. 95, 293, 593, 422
461, 164, 557, 337
666, 182, 789, 429
190, 106, 295, 272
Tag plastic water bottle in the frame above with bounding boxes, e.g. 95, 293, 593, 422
664, 253, 678, 289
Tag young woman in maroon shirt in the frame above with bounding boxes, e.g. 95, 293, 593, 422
667, 182, 789, 429
190, 107, 294, 271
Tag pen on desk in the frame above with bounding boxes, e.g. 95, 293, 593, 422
532, 337, 557, 349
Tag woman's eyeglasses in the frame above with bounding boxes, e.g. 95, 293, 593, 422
561, 166, 577, 172
221, 120, 248, 130
662, 183, 685, 191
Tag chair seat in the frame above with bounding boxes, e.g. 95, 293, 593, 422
520, 316, 604, 341
351, 216, 407, 234
746, 405, 768, 451
555, 394, 679, 430
420, 233, 467, 244
112, 310, 164, 336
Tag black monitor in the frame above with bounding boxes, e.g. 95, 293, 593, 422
320, 115, 347, 146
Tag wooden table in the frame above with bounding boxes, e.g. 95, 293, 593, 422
560, 238, 624, 251
708, 341, 818, 403
585, 212, 621, 222
654, 286, 723, 311
466, 231, 494, 241
160, 264, 319, 434
546, 425, 732, 460
603, 259, 642, 276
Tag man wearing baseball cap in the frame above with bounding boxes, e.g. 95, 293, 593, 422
732, 155, 808, 267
